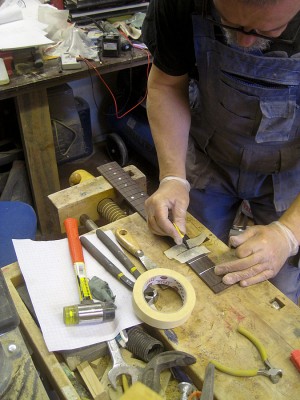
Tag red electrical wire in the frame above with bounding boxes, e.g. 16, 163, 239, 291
80, 35, 151, 119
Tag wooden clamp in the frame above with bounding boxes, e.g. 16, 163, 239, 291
48, 164, 146, 233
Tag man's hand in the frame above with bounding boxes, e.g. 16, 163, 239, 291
145, 180, 189, 244
214, 223, 294, 287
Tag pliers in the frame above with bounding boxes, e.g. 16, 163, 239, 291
210, 325, 283, 384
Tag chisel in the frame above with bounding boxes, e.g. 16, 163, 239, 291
115, 228, 158, 270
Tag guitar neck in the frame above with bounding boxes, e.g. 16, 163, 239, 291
98, 162, 148, 220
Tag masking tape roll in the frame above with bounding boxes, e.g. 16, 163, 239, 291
132, 268, 196, 329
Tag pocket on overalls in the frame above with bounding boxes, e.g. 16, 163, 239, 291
256, 96, 296, 143
215, 77, 260, 136
186, 135, 214, 190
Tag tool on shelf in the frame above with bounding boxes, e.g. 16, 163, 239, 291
63, 218, 115, 325
210, 326, 283, 384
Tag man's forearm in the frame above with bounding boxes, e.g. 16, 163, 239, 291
146, 66, 191, 180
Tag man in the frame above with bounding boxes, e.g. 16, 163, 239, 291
142, 0, 300, 303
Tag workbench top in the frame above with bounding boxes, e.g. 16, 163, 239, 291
3, 212, 300, 399
101, 213, 300, 399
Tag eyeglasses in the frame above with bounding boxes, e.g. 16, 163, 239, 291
205, 15, 300, 45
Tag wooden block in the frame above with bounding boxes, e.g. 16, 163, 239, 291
48, 165, 146, 233
123, 165, 147, 192
48, 175, 115, 233
77, 361, 109, 400
119, 382, 163, 400
60, 341, 108, 371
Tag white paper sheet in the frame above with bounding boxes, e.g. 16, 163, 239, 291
0, 19, 52, 50
13, 231, 142, 352
0, 4, 22, 25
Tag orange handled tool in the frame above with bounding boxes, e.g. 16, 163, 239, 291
64, 217, 93, 303
63, 218, 115, 326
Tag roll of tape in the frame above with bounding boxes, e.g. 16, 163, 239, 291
132, 268, 196, 329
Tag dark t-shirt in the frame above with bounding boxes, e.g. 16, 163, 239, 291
142, 0, 300, 76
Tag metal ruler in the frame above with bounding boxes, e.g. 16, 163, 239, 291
98, 161, 229, 294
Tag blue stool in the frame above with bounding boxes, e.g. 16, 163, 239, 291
0, 201, 37, 268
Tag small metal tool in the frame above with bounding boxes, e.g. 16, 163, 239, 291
107, 337, 142, 390
139, 350, 196, 393
173, 223, 190, 249
200, 363, 215, 400
178, 382, 197, 400
115, 228, 158, 270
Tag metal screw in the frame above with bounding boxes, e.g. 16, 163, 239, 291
178, 381, 196, 400
8, 344, 17, 353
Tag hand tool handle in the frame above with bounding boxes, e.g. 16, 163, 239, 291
96, 229, 141, 279
80, 236, 134, 290
64, 218, 84, 263
237, 325, 268, 362
115, 228, 141, 256
173, 223, 190, 249
210, 360, 258, 377
290, 350, 300, 372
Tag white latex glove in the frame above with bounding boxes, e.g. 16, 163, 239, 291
214, 221, 299, 287
145, 178, 190, 244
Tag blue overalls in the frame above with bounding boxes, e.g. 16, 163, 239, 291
186, 11, 300, 303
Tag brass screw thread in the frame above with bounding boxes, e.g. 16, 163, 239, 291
97, 198, 126, 223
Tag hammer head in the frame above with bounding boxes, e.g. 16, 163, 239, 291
63, 303, 115, 325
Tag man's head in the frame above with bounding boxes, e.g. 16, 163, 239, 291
213, 0, 300, 50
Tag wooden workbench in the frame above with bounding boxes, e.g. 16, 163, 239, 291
3, 212, 300, 399
0, 51, 149, 236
